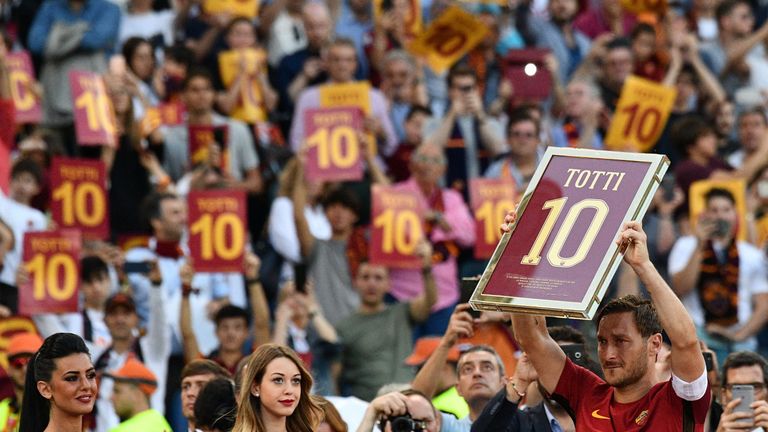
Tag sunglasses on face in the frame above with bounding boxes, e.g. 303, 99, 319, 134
9, 356, 31, 369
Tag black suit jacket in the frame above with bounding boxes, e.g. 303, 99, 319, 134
470, 389, 555, 432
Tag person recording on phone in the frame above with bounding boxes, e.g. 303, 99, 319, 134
716, 351, 768, 431
669, 188, 768, 366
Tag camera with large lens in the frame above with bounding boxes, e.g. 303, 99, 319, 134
384, 414, 427, 432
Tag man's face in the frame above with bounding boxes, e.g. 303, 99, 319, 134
738, 113, 766, 152
449, 75, 478, 104
386, 394, 439, 432
304, 9, 332, 48
404, 112, 427, 145
111, 381, 139, 420
722, 365, 767, 404
565, 81, 591, 117
182, 76, 215, 115
181, 373, 216, 419
507, 120, 539, 159
326, 45, 357, 83
411, 144, 446, 187
154, 197, 187, 241
632, 32, 655, 63
105, 308, 139, 341
8, 354, 32, 389
456, 351, 505, 405
549, 0, 578, 24
216, 317, 249, 353
382, 59, 413, 95
715, 102, 735, 136
354, 263, 389, 307
604, 47, 633, 87
81, 273, 111, 308
724, 4, 754, 37
705, 196, 738, 232
324, 203, 357, 234
597, 312, 657, 388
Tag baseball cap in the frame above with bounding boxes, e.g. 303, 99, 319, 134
107, 358, 158, 396
105, 292, 136, 315
7, 332, 43, 359
404, 337, 461, 367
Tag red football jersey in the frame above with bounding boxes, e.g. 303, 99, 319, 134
554, 358, 711, 431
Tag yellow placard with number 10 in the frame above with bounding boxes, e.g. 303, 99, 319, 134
408, 5, 488, 74
605, 76, 676, 153
203, 0, 259, 18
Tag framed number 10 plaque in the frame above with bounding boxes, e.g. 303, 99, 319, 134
470, 148, 669, 320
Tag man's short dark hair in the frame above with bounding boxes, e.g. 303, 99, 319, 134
406, 105, 432, 122
595, 295, 663, 338
548, 326, 586, 345
11, 158, 43, 186
631, 23, 656, 40
606, 36, 632, 52
182, 67, 214, 90
322, 187, 360, 217
81, 256, 109, 284
705, 187, 736, 206
506, 112, 541, 137
181, 359, 231, 381
164, 44, 195, 69
214, 305, 251, 328
670, 115, 714, 156
716, 0, 750, 23
722, 351, 768, 387
457, 345, 505, 376
738, 107, 768, 125
447, 62, 477, 88
325, 36, 357, 53
140, 192, 178, 232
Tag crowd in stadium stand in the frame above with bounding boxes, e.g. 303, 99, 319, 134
4, 0, 768, 430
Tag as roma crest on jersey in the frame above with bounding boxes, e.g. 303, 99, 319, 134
635, 410, 649, 426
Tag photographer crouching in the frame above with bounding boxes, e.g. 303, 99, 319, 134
356, 389, 441, 432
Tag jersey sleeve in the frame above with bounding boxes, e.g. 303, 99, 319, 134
553, 358, 604, 414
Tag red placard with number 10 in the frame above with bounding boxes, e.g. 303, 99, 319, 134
50, 157, 110, 240
69, 71, 117, 147
188, 190, 247, 273
470, 178, 516, 259
21, 230, 81, 315
370, 185, 425, 268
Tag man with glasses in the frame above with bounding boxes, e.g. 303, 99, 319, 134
717, 351, 768, 431
484, 112, 544, 190
0, 332, 43, 431
388, 143, 476, 338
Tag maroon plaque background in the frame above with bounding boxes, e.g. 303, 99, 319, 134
482, 155, 650, 303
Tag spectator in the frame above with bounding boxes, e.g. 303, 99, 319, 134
379, 50, 428, 143
671, 116, 732, 203
193, 378, 237, 432
118, 0, 176, 50
550, 78, 604, 149
180, 360, 231, 432
261, 0, 307, 67
0, 332, 42, 430
597, 37, 633, 112
728, 108, 767, 169
330, 0, 372, 79
387, 105, 431, 183
573, 0, 636, 39
18, 333, 96, 432
357, 389, 440, 432
289, 38, 398, 158
405, 336, 467, 419
0, 218, 16, 316
162, 69, 263, 194
484, 112, 544, 189
120, 36, 162, 115
108, 358, 172, 431
317, 397, 348, 432
510, 218, 711, 430
93, 290, 169, 432
669, 188, 768, 365
525, 0, 591, 82
422, 63, 505, 196
274, 2, 333, 133
717, 351, 768, 429
336, 244, 437, 402
388, 143, 476, 336
26, 0, 121, 154
632, 23, 666, 82
231, 344, 323, 432
712, 100, 739, 157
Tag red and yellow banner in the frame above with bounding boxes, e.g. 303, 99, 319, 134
188, 190, 247, 272
6, 51, 42, 124
370, 185, 425, 268
605, 76, 676, 152
50, 158, 109, 240
304, 107, 364, 182
69, 71, 117, 147
373, 0, 422, 40
408, 6, 489, 73
21, 230, 81, 315
470, 178, 516, 259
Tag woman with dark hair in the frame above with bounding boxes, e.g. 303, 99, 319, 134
232, 344, 322, 432
19, 333, 96, 432
194, 378, 237, 432
121, 36, 162, 108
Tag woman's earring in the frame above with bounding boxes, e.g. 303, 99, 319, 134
255, 393, 260, 397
